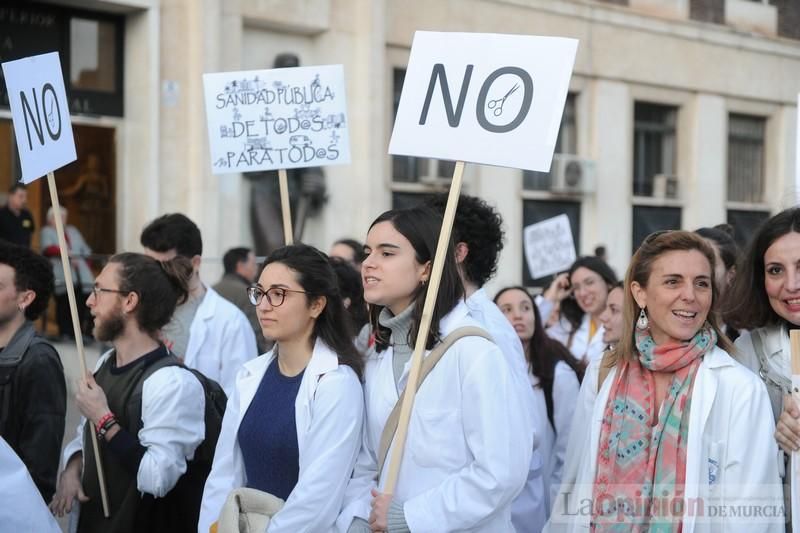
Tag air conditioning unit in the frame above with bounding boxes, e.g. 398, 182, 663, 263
418, 174, 452, 187
549, 155, 595, 194
652, 174, 680, 200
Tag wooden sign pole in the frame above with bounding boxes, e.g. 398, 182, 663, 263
46, 171, 111, 518
382, 160, 465, 493
278, 169, 293, 245
790, 330, 800, 532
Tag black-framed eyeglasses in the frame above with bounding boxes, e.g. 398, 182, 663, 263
247, 285, 307, 307
91, 286, 129, 297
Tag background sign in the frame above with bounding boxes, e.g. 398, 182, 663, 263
2, 51, 76, 183
203, 64, 351, 174
523, 214, 576, 279
389, 31, 577, 172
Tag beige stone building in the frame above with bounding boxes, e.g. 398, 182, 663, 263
1, 0, 799, 289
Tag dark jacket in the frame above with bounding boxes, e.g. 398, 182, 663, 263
0, 321, 67, 502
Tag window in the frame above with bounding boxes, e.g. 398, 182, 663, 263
633, 102, 677, 197
632, 206, 682, 252
727, 114, 765, 204
70, 18, 118, 93
391, 68, 456, 184
522, 199, 581, 286
690, 0, 725, 23
523, 93, 577, 191
727, 209, 770, 247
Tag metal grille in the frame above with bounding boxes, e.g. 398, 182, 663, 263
633, 103, 677, 197
727, 114, 765, 204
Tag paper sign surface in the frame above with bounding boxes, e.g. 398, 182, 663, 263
203, 64, 350, 174
524, 214, 576, 279
2, 52, 76, 183
389, 31, 577, 172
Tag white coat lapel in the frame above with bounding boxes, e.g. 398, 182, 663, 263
186, 287, 215, 367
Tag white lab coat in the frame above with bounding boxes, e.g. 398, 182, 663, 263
62, 350, 206, 498
531, 360, 580, 510
336, 301, 532, 533
734, 325, 800, 532
546, 346, 784, 532
546, 313, 605, 364
186, 287, 258, 396
199, 339, 364, 533
0, 437, 61, 533
466, 289, 548, 532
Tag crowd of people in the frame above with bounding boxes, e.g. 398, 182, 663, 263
1, 179, 799, 532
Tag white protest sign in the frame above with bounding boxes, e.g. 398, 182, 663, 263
203, 64, 350, 174
389, 32, 577, 172
524, 214, 576, 279
2, 52, 76, 183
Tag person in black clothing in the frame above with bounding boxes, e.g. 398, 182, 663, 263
0, 183, 35, 247
0, 241, 65, 502
50, 253, 207, 533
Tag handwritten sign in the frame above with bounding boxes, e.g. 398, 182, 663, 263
389, 32, 577, 172
2, 52, 76, 183
203, 64, 350, 174
523, 214, 576, 279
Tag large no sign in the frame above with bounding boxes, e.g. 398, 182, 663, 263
390, 31, 577, 172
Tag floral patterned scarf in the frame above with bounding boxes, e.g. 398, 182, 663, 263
591, 326, 717, 532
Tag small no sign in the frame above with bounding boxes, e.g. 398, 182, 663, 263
2, 52, 76, 183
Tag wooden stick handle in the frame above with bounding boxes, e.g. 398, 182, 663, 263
47, 172, 111, 518
382, 161, 466, 494
278, 169, 293, 245
791, 330, 800, 377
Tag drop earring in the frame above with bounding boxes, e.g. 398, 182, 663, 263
636, 308, 649, 331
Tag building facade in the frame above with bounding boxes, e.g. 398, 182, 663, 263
1, 0, 799, 290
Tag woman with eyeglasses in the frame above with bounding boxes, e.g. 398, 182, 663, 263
337, 206, 530, 533
539, 257, 617, 364
548, 231, 782, 532
198, 244, 364, 533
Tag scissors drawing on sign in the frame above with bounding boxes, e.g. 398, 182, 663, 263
487, 83, 520, 117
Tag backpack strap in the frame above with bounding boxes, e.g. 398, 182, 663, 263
597, 349, 616, 394
376, 326, 492, 477
123, 350, 182, 433
751, 328, 790, 423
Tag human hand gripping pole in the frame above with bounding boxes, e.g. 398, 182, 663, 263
373, 161, 466, 517
47, 171, 110, 517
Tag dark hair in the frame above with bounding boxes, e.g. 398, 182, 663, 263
695, 227, 739, 271
140, 213, 203, 258
329, 256, 369, 332
0, 241, 53, 320
265, 244, 363, 379
560, 256, 618, 332
109, 252, 192, 336
222, 247, 251, 274
333, 239, 366, 264
615, 230, 733, 365
425, 193, 504, 287
725, 208, 800, 329
8, 182, 26, 195
368, 206, 464, 352
494, 286, 585, 430
594, 245, 607, 257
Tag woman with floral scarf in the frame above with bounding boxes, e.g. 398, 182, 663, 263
546, 231, 783, 532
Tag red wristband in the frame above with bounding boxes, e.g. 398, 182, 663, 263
96, 412, 115, 433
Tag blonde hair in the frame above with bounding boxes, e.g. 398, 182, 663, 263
610, 230, 733, 366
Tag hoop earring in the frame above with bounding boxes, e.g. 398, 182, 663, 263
636, 308, 649, 331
